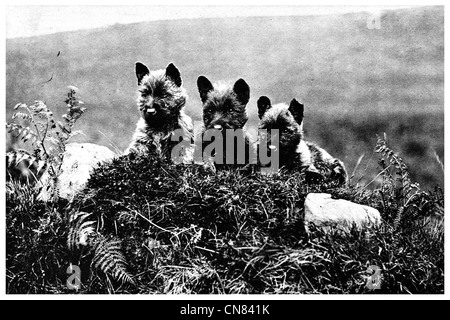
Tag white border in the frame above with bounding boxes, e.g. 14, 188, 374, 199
1, 0, 447, 300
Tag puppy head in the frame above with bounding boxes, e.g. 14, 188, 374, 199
258, 96, 303, 155
135, 62, 187, 124
198, 76, 250, 131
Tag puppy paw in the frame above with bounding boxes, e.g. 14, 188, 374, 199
304, 165, 324, 183
330, 160, 348, 186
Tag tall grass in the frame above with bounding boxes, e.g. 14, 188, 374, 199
5, 87, 444, 294
6, 147, 444, 294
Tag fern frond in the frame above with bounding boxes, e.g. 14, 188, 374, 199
6, 150, 48, 182
7, 150, 33, 167
92, 236, 135, 285
12, 111, 32, 122
30, 100, 49, 113
7, 87, 87, 201
6, 123, 39, 144
375, 135, 418, 201
375, 134, 426, 230
393, 206, 404, 229
6, 122, 22, 133
13, 103, 27, 110
6, 123, 25, 136
67, 211, 134, 284
67, 211, 97, 250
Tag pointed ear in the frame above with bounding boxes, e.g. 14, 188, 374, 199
135, 62, 150, 85
288, 98, 304, 125
257, 96, 272, 119
233, 78, 250, 105
197, 76, 214, 103
166, 63, 182, 87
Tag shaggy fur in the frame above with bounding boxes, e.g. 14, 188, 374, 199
125, 62, 194, 163
257, 96, 347, 185
197, 76, 255, 169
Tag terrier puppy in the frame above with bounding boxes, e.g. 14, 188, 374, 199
257, 96, 347, 186
197, 76, 255, 170
125, 62, 193, 163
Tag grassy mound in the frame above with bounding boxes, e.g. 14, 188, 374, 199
6, 153, 444, 294
6, 182, 72, 293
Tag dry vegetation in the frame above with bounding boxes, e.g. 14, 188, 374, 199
5, 6, 444, 295
6, 93, 444, 293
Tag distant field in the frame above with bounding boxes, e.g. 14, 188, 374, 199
6, 6, 444, 190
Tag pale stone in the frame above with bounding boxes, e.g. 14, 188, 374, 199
304, 193, 381, 233
38, 143, 116, 201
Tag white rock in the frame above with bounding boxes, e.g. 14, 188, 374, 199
39, 143, 117, 201
304, 193, 381, 233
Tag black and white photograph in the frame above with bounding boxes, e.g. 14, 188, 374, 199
3, 2, 445, 299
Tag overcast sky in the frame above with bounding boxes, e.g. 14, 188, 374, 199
5, 3, 420, 39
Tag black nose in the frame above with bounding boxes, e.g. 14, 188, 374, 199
213, 124, 223, 131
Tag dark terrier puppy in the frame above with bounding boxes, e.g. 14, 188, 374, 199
197, 76, 255, 169
125, 62, 193, 163
257, 96, 347, 185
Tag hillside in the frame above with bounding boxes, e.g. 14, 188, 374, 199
6, 152, 444, 294
6, 6, 444, 189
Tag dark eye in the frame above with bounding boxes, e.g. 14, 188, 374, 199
228, 104, 237, 112
140, 87, 152, 96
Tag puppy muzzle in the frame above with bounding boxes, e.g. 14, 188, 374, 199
146, 107, 157, 115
